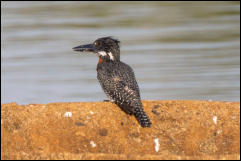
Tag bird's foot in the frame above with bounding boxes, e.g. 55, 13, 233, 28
103, 99, 115, 103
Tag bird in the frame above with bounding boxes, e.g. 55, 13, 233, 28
73, 37, 151, 127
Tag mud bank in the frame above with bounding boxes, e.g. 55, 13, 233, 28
1, 100, 240, 160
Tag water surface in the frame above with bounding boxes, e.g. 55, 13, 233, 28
1, 2, 240, 104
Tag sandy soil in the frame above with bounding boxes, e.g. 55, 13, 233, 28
1, 100, 240, 160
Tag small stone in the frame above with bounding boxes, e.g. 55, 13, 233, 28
213, 116, 217, 124
154, 138, 160, 152
90, 141, 96, 148
99, 128, 108, 136
64, 112, 72, 117
75, 122, 85, 126
152, 109, 160, 115
154, 105, 160, 109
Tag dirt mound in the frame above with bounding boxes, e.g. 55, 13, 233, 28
1, 100, 240, 160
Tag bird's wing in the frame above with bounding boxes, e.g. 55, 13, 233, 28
112, 62, 141, 98
98, 62, 141, 114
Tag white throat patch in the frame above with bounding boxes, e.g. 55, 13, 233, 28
98, 51, 107, 56
108, 52, 115, 60
98, 51, 115, 60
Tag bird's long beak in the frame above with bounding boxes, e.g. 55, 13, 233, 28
72, 44, 96, 52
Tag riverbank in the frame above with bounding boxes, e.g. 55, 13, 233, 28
1, 100, 240, 160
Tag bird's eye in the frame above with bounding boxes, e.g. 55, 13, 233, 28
94, 42, 98, 46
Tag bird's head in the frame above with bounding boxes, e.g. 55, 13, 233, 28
73, 37, 120, 62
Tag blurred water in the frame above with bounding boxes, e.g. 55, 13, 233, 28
1, 1, 240, 104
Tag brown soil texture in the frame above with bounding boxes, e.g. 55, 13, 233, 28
1, 100, 240, 160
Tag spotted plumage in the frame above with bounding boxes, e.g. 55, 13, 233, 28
73, 37, 151, 127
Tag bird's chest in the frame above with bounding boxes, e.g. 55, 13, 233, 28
97, 62, 115, 78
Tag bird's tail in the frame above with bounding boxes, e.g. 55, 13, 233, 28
134, 106, 152, 127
